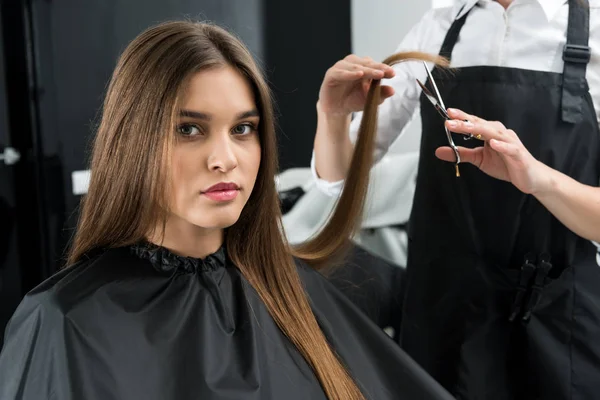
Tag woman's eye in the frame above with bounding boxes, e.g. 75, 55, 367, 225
232, 123, 256, 135
177, 124, 201, 136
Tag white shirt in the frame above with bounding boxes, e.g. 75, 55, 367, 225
311, 0, 600, 196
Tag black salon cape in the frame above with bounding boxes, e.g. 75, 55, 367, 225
324, 244, 405, 340
0, 245, 452, 400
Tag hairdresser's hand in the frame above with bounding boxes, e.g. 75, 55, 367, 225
436, 108, 550, 195
317, 55, 395, 117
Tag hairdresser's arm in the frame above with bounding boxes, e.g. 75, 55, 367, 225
440, 108, 600, 243
534, 168, 600, 243
314, 104, 351, 184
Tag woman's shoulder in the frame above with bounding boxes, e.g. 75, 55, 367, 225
292, 247, 402, 326
20, 247, 151, 316
292, 254, 384, 317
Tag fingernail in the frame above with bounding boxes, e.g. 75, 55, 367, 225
447, 120, 457, 128
447, 108, 457, 114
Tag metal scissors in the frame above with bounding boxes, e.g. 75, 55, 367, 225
416, 61, 471, 177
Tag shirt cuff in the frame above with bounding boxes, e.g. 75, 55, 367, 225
310, 151, 344, 197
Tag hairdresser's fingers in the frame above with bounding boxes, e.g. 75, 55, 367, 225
435, 146, 484, 168
326, 68, 366, 83
446, 108, 486, 124
380, 85, 395, 100
324, 68, 371, 84
325, 61, 384, 83
445, 118, 511, 143
360, 83, 395, 101
344, 54, 395, 77
338, 60, 388, 80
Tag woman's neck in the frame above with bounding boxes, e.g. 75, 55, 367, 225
148, 216, 224, 259
496, 0, 514, 9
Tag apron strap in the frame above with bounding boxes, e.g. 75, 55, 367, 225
561, 0, 591, 123
438, 5, 471, 61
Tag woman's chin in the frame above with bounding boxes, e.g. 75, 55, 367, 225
187, 211, 241, 230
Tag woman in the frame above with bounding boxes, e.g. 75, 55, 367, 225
312, 0, 600, 398
0, 21, 453, 400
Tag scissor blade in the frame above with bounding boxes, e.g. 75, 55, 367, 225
422, 61, 447, 110
416, 79, 450, 120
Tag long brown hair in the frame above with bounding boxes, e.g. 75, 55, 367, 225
68, 21, 447, 400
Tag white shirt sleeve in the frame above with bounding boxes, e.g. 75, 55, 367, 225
310, 150, 345, 196
310, 6, 456, 196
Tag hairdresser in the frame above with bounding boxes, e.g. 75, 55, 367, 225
311, 0, 600, 398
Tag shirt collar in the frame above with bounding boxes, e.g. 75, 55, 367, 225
456, 0, 480, 19
456, 0, 568, 21
536, 0, 568, 21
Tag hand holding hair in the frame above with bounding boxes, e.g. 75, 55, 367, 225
297, 51, 449, 267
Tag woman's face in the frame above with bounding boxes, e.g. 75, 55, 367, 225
168, 66, 261, 232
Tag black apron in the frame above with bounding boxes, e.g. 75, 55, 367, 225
401, 0, 600, 398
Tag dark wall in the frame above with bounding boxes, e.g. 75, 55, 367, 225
264, 0, 352, 171
0, 6, 23, 344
